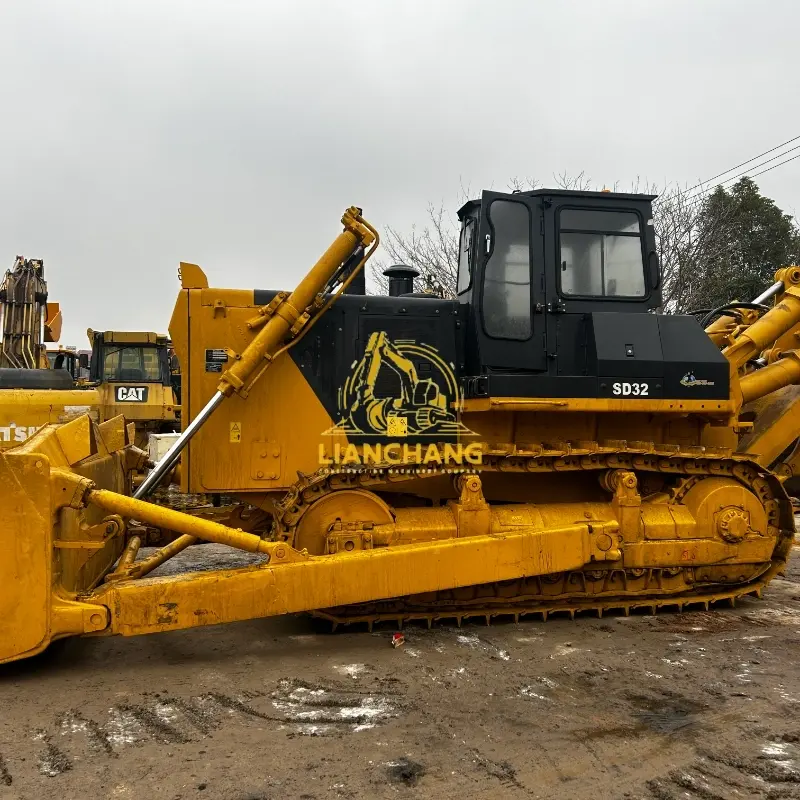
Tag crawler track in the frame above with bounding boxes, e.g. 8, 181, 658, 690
272, 441, 796, 627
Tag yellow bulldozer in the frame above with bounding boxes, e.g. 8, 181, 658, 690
85, 329, 179, 448
48, 331, 179, 448
3, 193, 800, 667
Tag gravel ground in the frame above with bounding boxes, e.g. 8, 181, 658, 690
3, 543, 800, 800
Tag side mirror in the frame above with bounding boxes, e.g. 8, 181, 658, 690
648, 251, 660, 290
79, 353, 89, 369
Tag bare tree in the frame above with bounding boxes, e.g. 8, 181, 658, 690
647, 183, 735, 312
369, 201, 461, 297
370, 176, 559, 296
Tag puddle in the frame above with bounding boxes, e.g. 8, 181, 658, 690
384, 758, 425, 787
634, 708, 695, 734
627, 692, 702, 734
762, 741, 794, 762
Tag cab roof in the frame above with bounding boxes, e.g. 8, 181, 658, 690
457, 188, 658, 219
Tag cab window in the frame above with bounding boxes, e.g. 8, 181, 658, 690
457, 217, 475, 294
559, 209, 646, 298
102, 345, 161, 382
481, 200, 532, 340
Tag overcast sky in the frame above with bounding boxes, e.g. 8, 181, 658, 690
1, 0, 798, 344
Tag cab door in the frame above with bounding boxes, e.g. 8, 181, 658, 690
474, 191, 546, 371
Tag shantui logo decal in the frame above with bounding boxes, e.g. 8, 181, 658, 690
680, 371, 715, 388
0, 423, 41, 443
320, 331, 480, 472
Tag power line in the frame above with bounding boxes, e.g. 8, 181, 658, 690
683, 143, 800, 205
747, 150, 800, 181
685, 133, 800, 195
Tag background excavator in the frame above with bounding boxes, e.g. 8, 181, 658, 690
0, 257, 177, 451
4, 195, 800, 666
0, 255, 100, 449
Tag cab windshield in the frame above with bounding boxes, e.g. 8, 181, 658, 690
102, 345, 161, 382
48, 351, 76, 373
559, 209, 646, 297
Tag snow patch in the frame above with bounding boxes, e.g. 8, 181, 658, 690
550, 644, 582, 658
333, 663, 367, 678
520, 686, 551, 701
106, 708, 140, 746
762, 742, 794, 762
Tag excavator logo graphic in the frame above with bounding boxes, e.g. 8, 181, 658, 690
327, 331, 472, 438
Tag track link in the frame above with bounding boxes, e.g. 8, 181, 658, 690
271, 440, 795, 627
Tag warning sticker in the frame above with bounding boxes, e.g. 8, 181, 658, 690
230, 422, 241, 443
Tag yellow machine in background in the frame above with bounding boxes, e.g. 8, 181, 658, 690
0, 258, 175, 455
701, 266, 800, 493
47, 345, 91, 383
3, 197, 800, 666
0, 255, 61, 369
86, 329, 179, 448
0, 256, 101, 449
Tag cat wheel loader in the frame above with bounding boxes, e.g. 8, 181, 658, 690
3, 196, 800, 666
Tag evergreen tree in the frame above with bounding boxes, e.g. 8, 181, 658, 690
692, 178, 800, 309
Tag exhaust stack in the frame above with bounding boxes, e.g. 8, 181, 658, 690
384, 264, 419, 297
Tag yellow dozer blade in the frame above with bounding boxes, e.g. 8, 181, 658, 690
0, 414, 145, 664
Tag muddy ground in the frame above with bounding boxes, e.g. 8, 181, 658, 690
4, 546, 800, 799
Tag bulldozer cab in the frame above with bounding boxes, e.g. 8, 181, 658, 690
455, 189, 725, 401
47, 346, 90, 382
457, 189, 661, 372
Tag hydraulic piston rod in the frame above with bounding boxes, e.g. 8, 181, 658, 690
134, 207, 377, 499
134, 390, 223, 498
753, 280, 785, 306
724, 284, 800, 370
